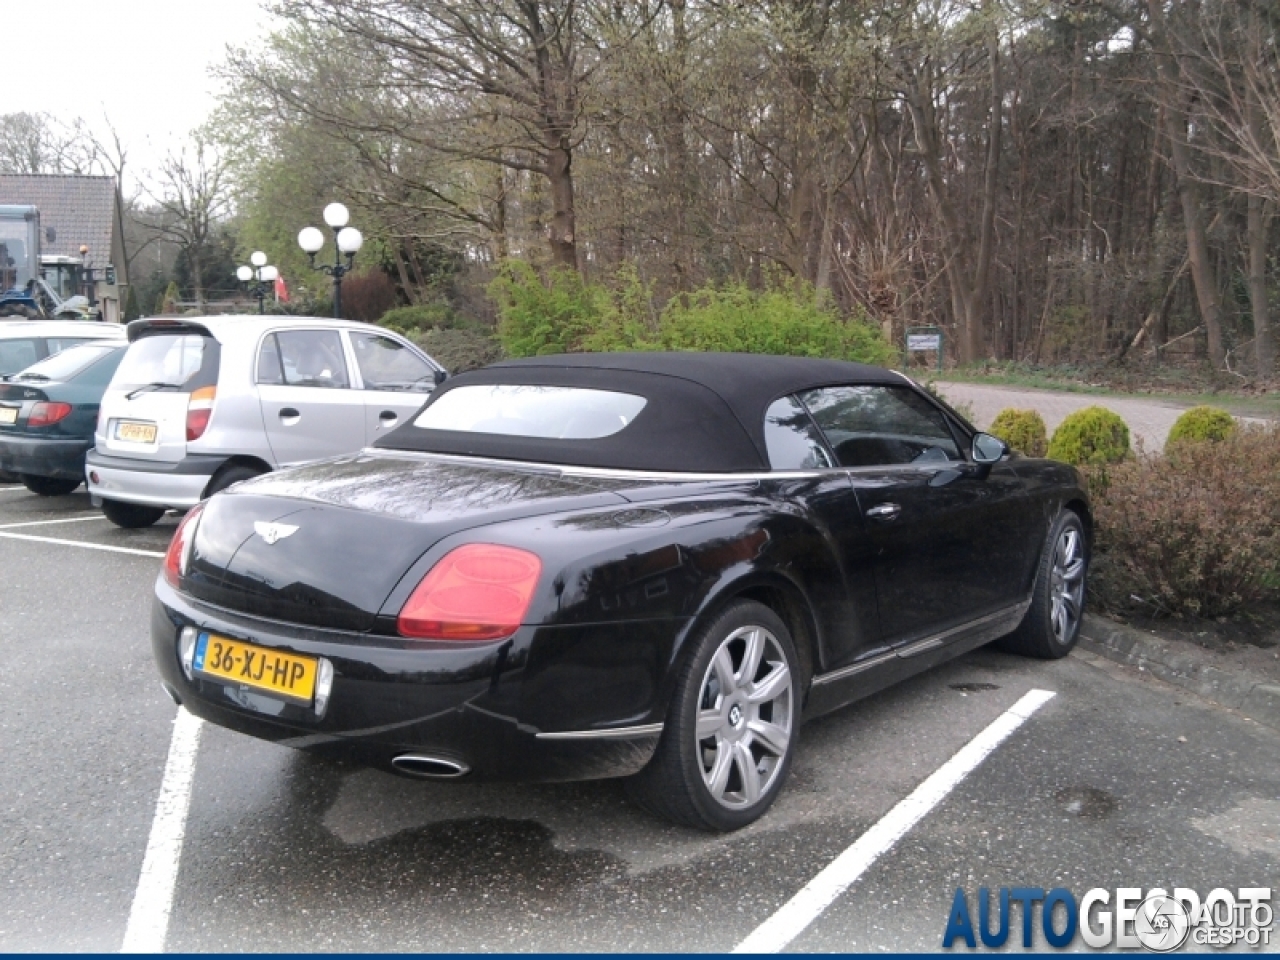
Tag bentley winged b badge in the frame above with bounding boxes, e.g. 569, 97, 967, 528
253, 521, 299, 545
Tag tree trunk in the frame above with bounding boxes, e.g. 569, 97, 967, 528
1148, 0, 1227, 369
1247, 194, 1274, 377
189, 251, 204, 310
492, 164, 509, 263
545, 138, 577, 270
903, 18, 1001, 364
966, 24, 1003, 362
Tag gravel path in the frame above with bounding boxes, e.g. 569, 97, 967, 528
933, 381, 1205, 452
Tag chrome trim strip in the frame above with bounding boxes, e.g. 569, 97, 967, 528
897, 636, 945, 658
899, 602, 1029, 658
371, 448, 949, 483
535, 722, 665, 741
811, 600, 1030, 686
810, 649, 899, 688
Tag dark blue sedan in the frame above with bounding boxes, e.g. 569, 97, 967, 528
0, 342, 127, 495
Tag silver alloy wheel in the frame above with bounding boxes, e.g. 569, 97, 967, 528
695, 625, 794, 810
1049, 526, 1086, 643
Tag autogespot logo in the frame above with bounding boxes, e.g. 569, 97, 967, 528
942, 886, 1274, 950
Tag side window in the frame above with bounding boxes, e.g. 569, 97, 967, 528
799, 385, 961, 467
350, 332, 434, 392
274, 330, 349, 389
257, 333, 284, 385
46, 337, 99, 354
764, 395, 833, 470
0, 338, 40, 376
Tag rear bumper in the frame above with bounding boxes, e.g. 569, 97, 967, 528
0, 433, 91, 479
85, 449, 227, 509
151, 580, 674, 783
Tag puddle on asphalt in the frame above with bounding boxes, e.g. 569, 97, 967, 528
1054, 785, 1119, 819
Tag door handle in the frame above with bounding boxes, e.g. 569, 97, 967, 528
866, 502, 901, 521
278, 407, 300, 424
378, 410, 398, 427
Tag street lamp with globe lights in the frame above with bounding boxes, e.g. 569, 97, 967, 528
235, 251, 279, 314
298, 202, 363, 319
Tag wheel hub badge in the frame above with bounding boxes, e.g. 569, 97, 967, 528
728, 704, 743, 727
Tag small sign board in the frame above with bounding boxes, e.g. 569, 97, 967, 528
907, 333, 942, 352
905, 326, 944, 372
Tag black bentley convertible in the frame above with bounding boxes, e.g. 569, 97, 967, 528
153, 352, 1089, 830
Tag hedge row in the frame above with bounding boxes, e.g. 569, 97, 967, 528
990, 403, 1275, 619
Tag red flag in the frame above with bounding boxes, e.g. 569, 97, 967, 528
274, 275, 290, 303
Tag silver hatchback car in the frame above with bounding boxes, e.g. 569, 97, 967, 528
86, 316, 445, 527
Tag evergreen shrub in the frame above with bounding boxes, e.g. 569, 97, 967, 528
989, 408, 1048, 457
1165, 406, 1237, 451
1047, 406, 1130, 466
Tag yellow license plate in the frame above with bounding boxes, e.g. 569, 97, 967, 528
116, 420, 157, 443
0, 407, 16, 425
193, 632, 317, 704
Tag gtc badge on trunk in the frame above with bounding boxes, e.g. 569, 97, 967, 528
253, 521, 299, 545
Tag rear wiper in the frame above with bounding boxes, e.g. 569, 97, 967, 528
125, 381, 183, 400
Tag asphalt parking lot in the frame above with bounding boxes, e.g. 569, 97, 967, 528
1, 479, 1277, 952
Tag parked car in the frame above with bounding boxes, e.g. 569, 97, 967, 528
0, 320, 126, 378
0, 341, 127, 494
86, 316, 446, 528
152, 352, 1091, 831
0, 321, 125, 482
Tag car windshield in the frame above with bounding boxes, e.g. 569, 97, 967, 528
114, 334, 206, 388
414, 384, 647, 439
13, 342, 119, 381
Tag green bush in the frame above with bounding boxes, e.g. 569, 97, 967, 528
1091, 425, 1280, 617
1165, 405, 1237, 451
489, 260, 897, 365
379, 302, 459, 334
489, 261, 610, 356
989, 408, 1048, 457
1047, 406, 1130, 466
654, 281, 897, 365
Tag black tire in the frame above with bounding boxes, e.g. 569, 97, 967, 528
20, 474, 81, 496
101, 498, 166, 529
205, 463, 265, 497
625, 599, 800, 831
997, 509, 1088, 659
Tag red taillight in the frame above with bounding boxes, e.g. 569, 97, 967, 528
163, 502, 205, 589
28, 401, 73, 427
397, 544, 542, 641
186, 386, 216, 441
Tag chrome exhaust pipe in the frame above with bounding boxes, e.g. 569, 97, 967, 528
391, 754, 470, 779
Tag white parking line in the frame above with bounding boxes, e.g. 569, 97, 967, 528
735, 688, 1057, 954
122, 708, 204, 953
0, 530, 165, 558
0, 514, 107, 529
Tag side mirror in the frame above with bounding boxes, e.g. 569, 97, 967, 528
971, 432, 1007, 464
433, 368, 448, 386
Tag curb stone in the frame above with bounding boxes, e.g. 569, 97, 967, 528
1079, 613, 1280, 733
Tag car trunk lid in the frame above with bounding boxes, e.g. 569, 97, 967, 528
96, 330, 220, 462
184, 452, 630, 632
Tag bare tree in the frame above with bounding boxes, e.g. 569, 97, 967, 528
142, 138, 235, 308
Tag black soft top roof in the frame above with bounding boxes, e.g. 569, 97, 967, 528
375, 352, 904, 472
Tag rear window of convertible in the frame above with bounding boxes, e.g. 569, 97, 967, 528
414, 384, 647, 439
